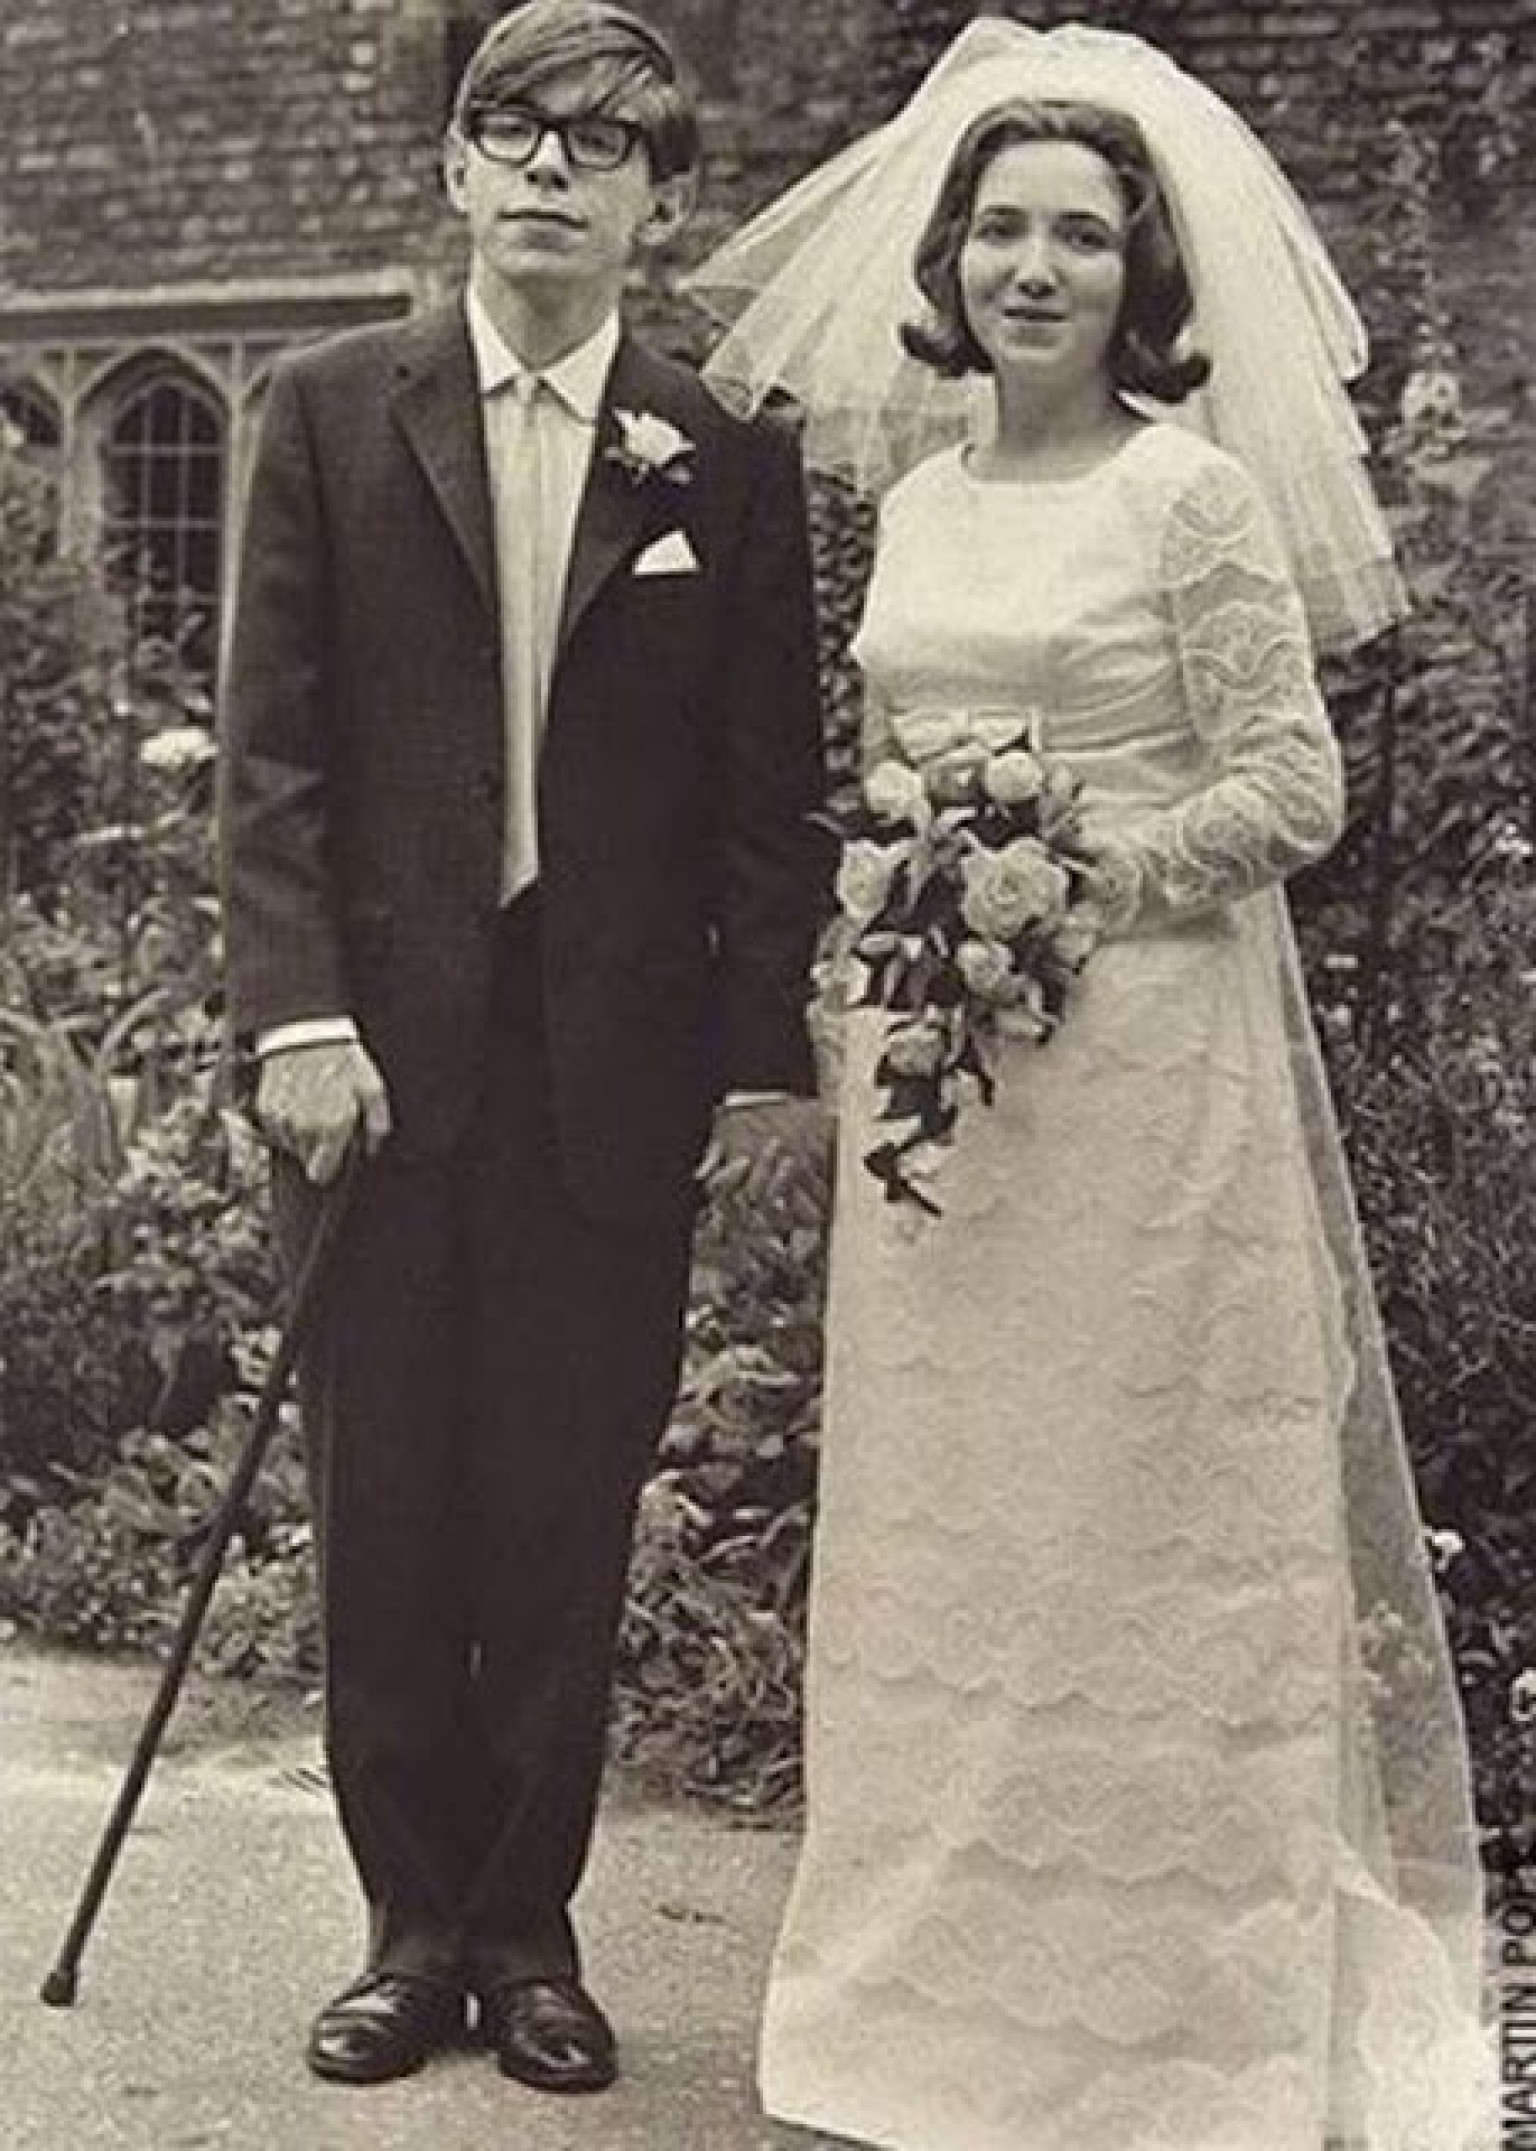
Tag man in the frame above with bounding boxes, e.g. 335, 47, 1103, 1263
217, 0, 825, 2094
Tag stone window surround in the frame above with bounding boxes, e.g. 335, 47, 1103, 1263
0, 271, 426, 672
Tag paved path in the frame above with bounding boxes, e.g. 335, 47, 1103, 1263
0, 1642, 836, 2151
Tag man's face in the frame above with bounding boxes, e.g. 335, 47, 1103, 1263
444, 70, 689, 317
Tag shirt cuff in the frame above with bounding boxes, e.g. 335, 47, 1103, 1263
255, 1016, 361, 1058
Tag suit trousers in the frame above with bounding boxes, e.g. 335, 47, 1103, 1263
274, 896, 698, 1990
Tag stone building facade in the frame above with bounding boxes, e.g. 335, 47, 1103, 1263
0, 0, 1529, 675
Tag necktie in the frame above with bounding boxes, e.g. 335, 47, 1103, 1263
497, 371, 553, 903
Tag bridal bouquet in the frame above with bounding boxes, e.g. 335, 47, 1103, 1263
830, 721, 1103, 1217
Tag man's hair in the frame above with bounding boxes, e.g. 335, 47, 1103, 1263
902, 99, 1210, 404
452, 1, 701, 181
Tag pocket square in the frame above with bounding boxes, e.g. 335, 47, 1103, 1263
632, 529, 700, 577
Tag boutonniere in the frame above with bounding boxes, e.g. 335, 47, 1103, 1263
606, 409, 696, 489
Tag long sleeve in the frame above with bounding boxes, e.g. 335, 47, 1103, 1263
217, 358, 350, 1038
1090, 452, 1345, 932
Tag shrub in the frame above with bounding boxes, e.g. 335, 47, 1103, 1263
613, 1140, 828, 1808
1318, 874, 1536, 1870
0, 1006, 151, 1480
0, 1386, 315, 1681
0, 997, 268, 1472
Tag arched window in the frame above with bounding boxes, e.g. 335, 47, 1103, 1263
100, 370, 225, 680
0, 378, 62, 451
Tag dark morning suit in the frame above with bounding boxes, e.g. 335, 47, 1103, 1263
217, 301, 825, 1987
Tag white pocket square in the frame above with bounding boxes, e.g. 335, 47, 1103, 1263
632, 530, 700, 577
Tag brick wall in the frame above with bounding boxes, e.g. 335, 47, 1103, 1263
0, 0, 1526, 688
1010, 0, 1536, 213
1, 1, 1528, 311
0, 0, 460, 292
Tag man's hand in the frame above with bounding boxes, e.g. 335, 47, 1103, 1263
700, 1095, 832, 1208
255, 1039, 392, 1185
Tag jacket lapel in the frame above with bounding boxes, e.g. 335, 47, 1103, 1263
557, 335, 693, 660
390, 304, 497, 614
388, 315, 694, 643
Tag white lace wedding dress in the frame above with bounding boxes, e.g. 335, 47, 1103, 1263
760, 424, 1493, 2151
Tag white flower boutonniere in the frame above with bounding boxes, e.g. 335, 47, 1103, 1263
607, 409, 696, 489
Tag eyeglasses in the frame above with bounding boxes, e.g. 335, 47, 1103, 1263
464, 105, 641, 174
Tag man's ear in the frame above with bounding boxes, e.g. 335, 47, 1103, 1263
443, 128, 470, 215
638, 172, 696, 251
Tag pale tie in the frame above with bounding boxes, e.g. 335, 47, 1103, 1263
498, 370, 555, 904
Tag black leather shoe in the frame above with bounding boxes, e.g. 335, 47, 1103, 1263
479, 1975, 617, 2092
306, 1970, 464, 2084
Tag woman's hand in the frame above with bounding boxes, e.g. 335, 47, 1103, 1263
1074, 830, 1141, 936
255, 1040, 392, 1185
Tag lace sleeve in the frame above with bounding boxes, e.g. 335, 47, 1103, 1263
1091, 452, 1345, 931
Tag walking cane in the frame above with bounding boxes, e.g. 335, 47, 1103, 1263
39, 1145, 362, 2008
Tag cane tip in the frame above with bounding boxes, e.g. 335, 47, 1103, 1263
40, 1966, 78, 2007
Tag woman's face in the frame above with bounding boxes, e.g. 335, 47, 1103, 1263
958, 138, 1129, 395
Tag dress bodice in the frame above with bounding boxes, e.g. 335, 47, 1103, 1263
854, 427, 1201, 816
853, 423, 1345, 929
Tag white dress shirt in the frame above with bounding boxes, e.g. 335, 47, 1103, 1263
472, 292, 618, 904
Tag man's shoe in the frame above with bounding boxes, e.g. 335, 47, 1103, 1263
479, 1975, 617, 2093
306, 1970, 464, 2084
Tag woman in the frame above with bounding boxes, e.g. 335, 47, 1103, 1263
690, 23, 1493, 2151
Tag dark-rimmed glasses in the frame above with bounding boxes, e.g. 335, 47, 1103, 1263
464, 106, 641, 174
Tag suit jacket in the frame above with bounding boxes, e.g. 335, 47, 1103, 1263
217, 302, 827, 1218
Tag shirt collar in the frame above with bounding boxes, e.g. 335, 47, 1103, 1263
465, 290, 619, 425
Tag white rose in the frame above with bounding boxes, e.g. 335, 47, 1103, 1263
1045, 910, 1102, 973
955, 937, 1014, 1001
959, 838, 1070, 940
863, 759, 928, 825
982, 749, 1045, 807
1035, 749, 1080, 806
614, 408, 693, 474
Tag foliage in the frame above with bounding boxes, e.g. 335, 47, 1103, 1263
807, 474, 876, 797
613, 1145, 828, 1809
0, 1002, 153, 1480
0, 437, 116, 906
1317, 876, 1536, 1872
872, 0, 973, 114
0, 1003, 268, 1482
0, 1383, 316, 1682
0, 413, 235, 1484
1283, 101, 1535, 1865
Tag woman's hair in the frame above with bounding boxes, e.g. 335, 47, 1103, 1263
451, 0, 701, 182
902, 99, 1210, 403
